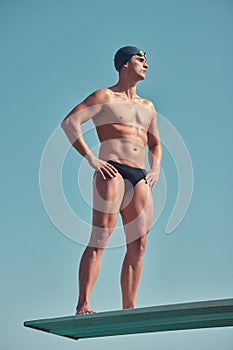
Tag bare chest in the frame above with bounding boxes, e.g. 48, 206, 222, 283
93, 102, 152, 130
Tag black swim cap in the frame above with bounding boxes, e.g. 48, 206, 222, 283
114, 46, 146, 72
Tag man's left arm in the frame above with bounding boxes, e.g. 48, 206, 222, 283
146, 104, 162, 189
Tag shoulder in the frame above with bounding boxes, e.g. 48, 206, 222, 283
84, 88, 114, 106
140, 98, 157, 116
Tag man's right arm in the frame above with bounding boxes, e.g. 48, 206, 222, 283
61, 89, 118, 179
61, 91, 101, 159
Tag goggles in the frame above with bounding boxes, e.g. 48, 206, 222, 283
136, 50, 146, 58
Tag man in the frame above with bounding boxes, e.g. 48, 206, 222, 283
61, 46, 162, 314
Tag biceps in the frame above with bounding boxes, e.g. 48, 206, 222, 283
64, 103, 101, 126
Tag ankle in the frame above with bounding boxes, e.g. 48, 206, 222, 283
122, 302, 135, 309
77, 299, 89, 310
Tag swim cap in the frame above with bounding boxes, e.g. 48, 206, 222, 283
114, 46, 146, 72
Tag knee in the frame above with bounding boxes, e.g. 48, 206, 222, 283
137, 235, 147, 254
127, 235, 147, 258
89, 225, 113, 249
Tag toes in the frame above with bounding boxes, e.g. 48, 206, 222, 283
76, 308, 96, 315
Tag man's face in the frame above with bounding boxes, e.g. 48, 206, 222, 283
127, 54, 149, 80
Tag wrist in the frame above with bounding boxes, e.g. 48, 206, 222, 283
85, 152, 96, 163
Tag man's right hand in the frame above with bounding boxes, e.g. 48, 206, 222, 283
87, 156, 118, 180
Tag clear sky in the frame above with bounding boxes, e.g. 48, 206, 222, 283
1, 0, 233, 349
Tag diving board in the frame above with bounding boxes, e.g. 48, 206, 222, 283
24, 298, 233, 340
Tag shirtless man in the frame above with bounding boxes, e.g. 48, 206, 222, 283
61, 46, 162, 314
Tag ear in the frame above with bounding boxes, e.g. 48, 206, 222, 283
123, 61, 129, 70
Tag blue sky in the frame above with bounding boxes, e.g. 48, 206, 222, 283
1, 0, 233, 349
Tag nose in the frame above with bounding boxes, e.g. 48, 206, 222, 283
144, 61, 149, 69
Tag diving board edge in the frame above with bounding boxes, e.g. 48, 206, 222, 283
24, 298, 233, 340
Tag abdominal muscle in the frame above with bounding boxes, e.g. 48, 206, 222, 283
98, 125, 147, 168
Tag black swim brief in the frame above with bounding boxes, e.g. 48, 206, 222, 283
107, 160, 146, 187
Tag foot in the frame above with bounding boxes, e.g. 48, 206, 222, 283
76, 303, 96, 315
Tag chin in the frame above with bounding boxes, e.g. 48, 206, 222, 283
140, 72, 147, 79
139, 75, 146, 80
134, 73, 146, 82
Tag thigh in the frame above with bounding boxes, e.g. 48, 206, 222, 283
92, 171, 125, 220
120, 179, 154, 244
89, 172, 125, 248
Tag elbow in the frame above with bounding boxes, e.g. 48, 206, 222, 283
61, 116, 74, 133
149, 141, 160, 152
61, 118, 68, 130
60, 117, 81, 145
149, 142, 163, 159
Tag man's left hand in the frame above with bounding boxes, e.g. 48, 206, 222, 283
145, 168, 160, 190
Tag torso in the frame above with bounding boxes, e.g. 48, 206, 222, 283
92, 89, 154, 168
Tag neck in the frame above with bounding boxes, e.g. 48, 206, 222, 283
112, 77, 138, 100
